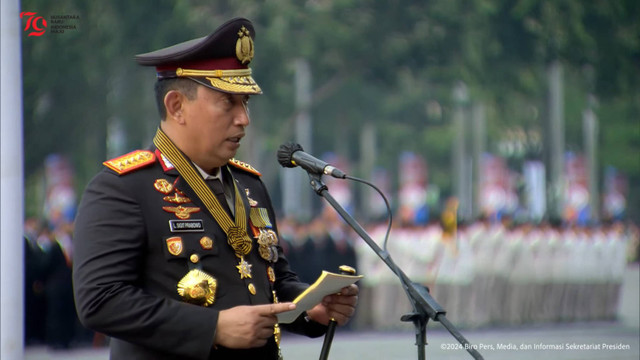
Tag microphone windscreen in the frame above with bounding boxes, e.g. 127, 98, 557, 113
277, 142, 304, 168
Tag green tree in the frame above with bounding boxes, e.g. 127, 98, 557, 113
21, 0, 639, 221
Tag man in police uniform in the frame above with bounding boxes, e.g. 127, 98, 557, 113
72, 17, 358, 360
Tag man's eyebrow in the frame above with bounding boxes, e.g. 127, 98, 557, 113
216, 92, 233, 101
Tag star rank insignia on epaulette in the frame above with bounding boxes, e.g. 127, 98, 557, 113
103, 150, 155, 175
228, 158, 261, 176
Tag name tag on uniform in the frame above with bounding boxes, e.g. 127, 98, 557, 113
169, 220, 204, 232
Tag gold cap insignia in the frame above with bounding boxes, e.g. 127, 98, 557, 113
166, 236, 183, 256
177, 269, 217, 307
236, 26, 254, 65
162, 205, 201, 220
200, 236, 213, 250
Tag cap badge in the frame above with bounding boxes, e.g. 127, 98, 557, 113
236, 26, 254, 65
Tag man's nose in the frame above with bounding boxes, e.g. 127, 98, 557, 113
235, 103, 250, 126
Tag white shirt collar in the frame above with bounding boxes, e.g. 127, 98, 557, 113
193, 164, 223, 182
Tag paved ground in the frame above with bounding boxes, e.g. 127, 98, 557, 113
23, 323, 640, 360
24, 264, 639, 360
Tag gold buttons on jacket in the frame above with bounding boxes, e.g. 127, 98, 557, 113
189, 254, 200, 263
248, 283, 256, 295
199, 236, 213, 250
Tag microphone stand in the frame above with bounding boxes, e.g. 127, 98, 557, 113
307, 173, 483, 360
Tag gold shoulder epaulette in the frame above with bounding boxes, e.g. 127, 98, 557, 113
228, 158, 261, 176
103, 150, 155, 175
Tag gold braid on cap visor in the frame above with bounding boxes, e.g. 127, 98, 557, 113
176, 67, 262, 94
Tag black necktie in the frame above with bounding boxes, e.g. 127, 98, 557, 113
207, 178, 232, 218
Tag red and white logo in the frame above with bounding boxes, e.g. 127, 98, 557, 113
20, 12, 47, 36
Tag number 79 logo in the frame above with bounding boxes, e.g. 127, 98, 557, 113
20, 12, 47, 36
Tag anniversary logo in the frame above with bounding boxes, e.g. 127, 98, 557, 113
20, 11, 80, 36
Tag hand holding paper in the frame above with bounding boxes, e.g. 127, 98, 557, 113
277, 270, 363, 324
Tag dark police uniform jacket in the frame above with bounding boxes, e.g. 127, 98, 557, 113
73, 147, 326, 360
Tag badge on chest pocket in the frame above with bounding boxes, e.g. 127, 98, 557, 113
162, 235, 219, 261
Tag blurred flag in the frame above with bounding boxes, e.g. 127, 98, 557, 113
43, 154, 76, 228
479, 153, 517, 220
603, 166, 627, 221
523, 160, 546, 222
366, 167, 392, 221
564, 152, 590, 225
398, 151, 429, 225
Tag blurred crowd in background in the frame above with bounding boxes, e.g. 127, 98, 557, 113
356, 215, 639, 330
23, 206, 639, 349
21, 153, 639, 350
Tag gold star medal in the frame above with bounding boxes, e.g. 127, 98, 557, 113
236, 256, 253, 279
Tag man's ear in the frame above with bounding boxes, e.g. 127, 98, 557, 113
164, 90, 186, 123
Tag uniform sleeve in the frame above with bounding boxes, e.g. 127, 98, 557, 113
72, 171, 217, 359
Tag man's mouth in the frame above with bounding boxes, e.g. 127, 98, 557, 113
227, 135, 243, 144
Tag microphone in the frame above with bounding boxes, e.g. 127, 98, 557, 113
277, 142, 346, 179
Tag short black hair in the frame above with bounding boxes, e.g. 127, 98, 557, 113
154, 78, 198, 120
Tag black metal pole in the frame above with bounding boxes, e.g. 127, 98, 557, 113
319, 266, 357, 360
306, 173, 483, 360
